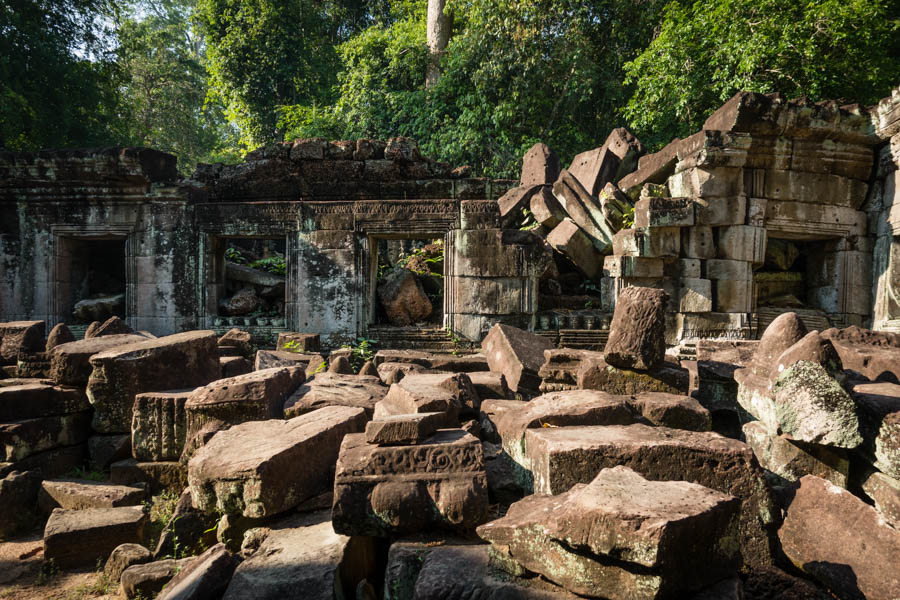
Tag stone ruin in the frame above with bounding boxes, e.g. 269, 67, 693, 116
0, 88, 898, 599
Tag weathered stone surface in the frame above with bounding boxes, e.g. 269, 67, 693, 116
604, 286, 668, 370
677, 278, 713, 313
374, 372, 478, 424
156, 543, 240, 600
92, 315, 135, 337
742, 421, 848, 487
717, 225, 766, 263
155, 488, 217, 559
629, 392, 711, 431
822, 326, 900, 382
332, 430, 488, 536
773, 361, 862, 448
328, 354, 354, 374
0, 469, 41, 539
0, 321, 44, 364
358, 359, 378, 377
779, 475, 900, 600
219, 287, 259, 316
89, 433, 132, 470
220, 356, 252, 378
553, 169, 616, 251
523, 423, 777, 567
222, 510, 377, 600
0, 383, 89, 421
43, 505, 148, 568
467, 371, 512, 400
860, 469, 900, 528
483, 324, 554, 393
530, 185, 567, 228
498, 184, 541, 227
852, 382, 900, 478
477, 466, 741, 599
87, 331, 220, 433
276, 332, 320, 353
132, 389, 194, 462
2, 443, 87, 478
121, 558, 188, 599
569, 128, 645, 196
75, 294, 125, 323
49, 334, 148, 385
771, 331, 844, 382
578, 357, 690, 395
38, 479, 146, 513
522, 143, 561, 186
284, 373, 386, 419
45, 323, 75, 352
0, 411, 91, 461
602, 255, 665, 278
254, 349, 324, 371
681, 225, 716, 259
109, 459, 188, 495
184, 367, 301, 446
105, 543, 152, 582
366, 412, 445, 445
378, 269, 432, 326
546, 218, 604, 279
634, 196, 695, 228
750, 312, 808, 377
84, 320, 102, 339
409, 544, 579, 599
189, 406, 367, 518
218, 328, 252, 357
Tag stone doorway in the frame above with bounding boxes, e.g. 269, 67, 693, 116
55, 236, 128, 325
209, 236, 288, 329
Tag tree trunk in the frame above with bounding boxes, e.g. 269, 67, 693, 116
426, 0, 451, 89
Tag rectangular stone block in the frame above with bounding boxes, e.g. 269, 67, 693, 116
332, 430, 488, 536
0, 384, 90, 421
43, 506, 147, 568
546, 219, 603, 279
132, 389, 193, 462
678, 278, 713, 313
613, 228, 680, 258
668, 167, 745, 199
0, 411, 91, 462
681, 225, 715, 259
602, 256, 664, 278
634, 197, 695, 228
715, 279, 754, 312
666, 258, 701, 279
718, 225, 766, 263
695, 195, 748, 226
705, 259, 753, 281
747, 197, 767, 227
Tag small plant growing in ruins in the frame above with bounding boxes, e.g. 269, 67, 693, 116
249, 255, 286, 276
36, 559, 59, 585
225, 247, 246, 264
282, 339, 303, 353
622, 205, 635, 228
341, 337, 378, 371
64, 466, 106, 482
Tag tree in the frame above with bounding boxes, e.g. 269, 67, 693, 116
623, 0, 900, 148
426, 0, 451, 88
116, 0, 238, 172
0, 0, 125, 150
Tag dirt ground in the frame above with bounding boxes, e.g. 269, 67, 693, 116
0, 528, 117, 600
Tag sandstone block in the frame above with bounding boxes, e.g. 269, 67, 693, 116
498, 184, 541, 227
822, 325, 900, 383
109, 459, 187, 495
284, 373, 387, 419
705, 258, 752, 281
156, 543, 240, 600
0, 470, 41, 539
482, 324, 554, 393
45, 323, 75, 352
477, 466, 741, 599
276, 332, 320, 352
578, 358, 690, 395
0, 383, 89, 421
861, 469, 900, 528
89, 433, 131, 471
91, 315, 135, 337
521, 143, 561, 186
87, 331, 220, 433
43, 505, 148, 568
523, 423, 777, 567
217, 328, 252, 357
682, 225, 716, 259
222, 511, 377, 600
678, 278, 713, 312
467, 371, 512, 400
365, 412, 445, 445
254, 349, 324, 371
750, 312, 808, 376
104, 543, 152, 582
718, 225, 766, 263
48, 334, 148, 385
332, 429, 488, 536
634, 196, 695, 228
628, 392, 711, 431
529, 186, 566, 228
188, 406, 367, 518
154, 488, 217, 559
38, 479, 146, 513
220, 356, 252, 378
553, 169, 615, 251
132, 389, 194, 462
0, 411, 91, 461
613, 227, 680, 258
715, 278, 753, 312
602, 255, 664, 278
604, 286, 668, 370
0, 321, 44, 364
742, 421, 849, 487
121, 559, 187, 599
779, 475, 900, 600
852, 382, 900, 478
378, 268, 432, 326
546, 219, 603, 279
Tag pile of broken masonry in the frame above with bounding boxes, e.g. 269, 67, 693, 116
1, 283, 899, 600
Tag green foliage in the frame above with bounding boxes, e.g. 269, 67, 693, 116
624, 0, 900, 148
145, 489, 182, 552
65, 466, 107, 482
621, 205, 635, 229
249, 255, 286, 276
340, 337, 378, 371
224, 247, 246, 264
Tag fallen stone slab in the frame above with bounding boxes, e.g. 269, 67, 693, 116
860, 469, 900, 529
132, 389, 195, 462
220, 356, 252, 378
748, 312, 807, 377
2, 442, 87, 479
852, 381, 900, 478
0, 383, 90, 421
121, 558, 189, 599
498, 184, 542, 227
0, 321, 44, 364
530, 185, 567, 228
604, 286, 668, 370
218, 328, 252, 358
467, 371, 512, 400
821, 325, 900, 382
253, 349, 324, 371
110, 459, 187, 495
365, 412, 445, 445
276, 332, 320, 353
374, 372, 478, 424
377, 362, 433, 385
773, 361, 862, 448
328, 355, 354, 374
0, 469, 41, 539
482, 324, 554, 393
569, 128, 644, 197
552, 169, 616, 251
105, 543, 152, 582
695, 339, 758, 413
189, 406, 367, 518
523, 423, 777, 568
771, 331, 844, 383
546, 218, 605, 280
283, 372, 386, 419
628, 392, 712, 431
156, 543, 239, 600
38, 479, 146, 513
184, 367, 301, 444
578, 357, 690, 395
477, 466, 741, 599
45, 323, 75, 352
332, 429, 488, 536
88, 433, 131, 471
48, 334, 149, 385
87, 331, 220, 433
0, 411, 91, 461
779, 475, 900, 600
410, 544, 581, 599
538, 348, 603, 392
154, 488, 217, 559
91, 316, 135, 338
222, 510, 377, 600
521, 142, 561, 186
43, 505, 148, 568
742, 421, 848, 488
